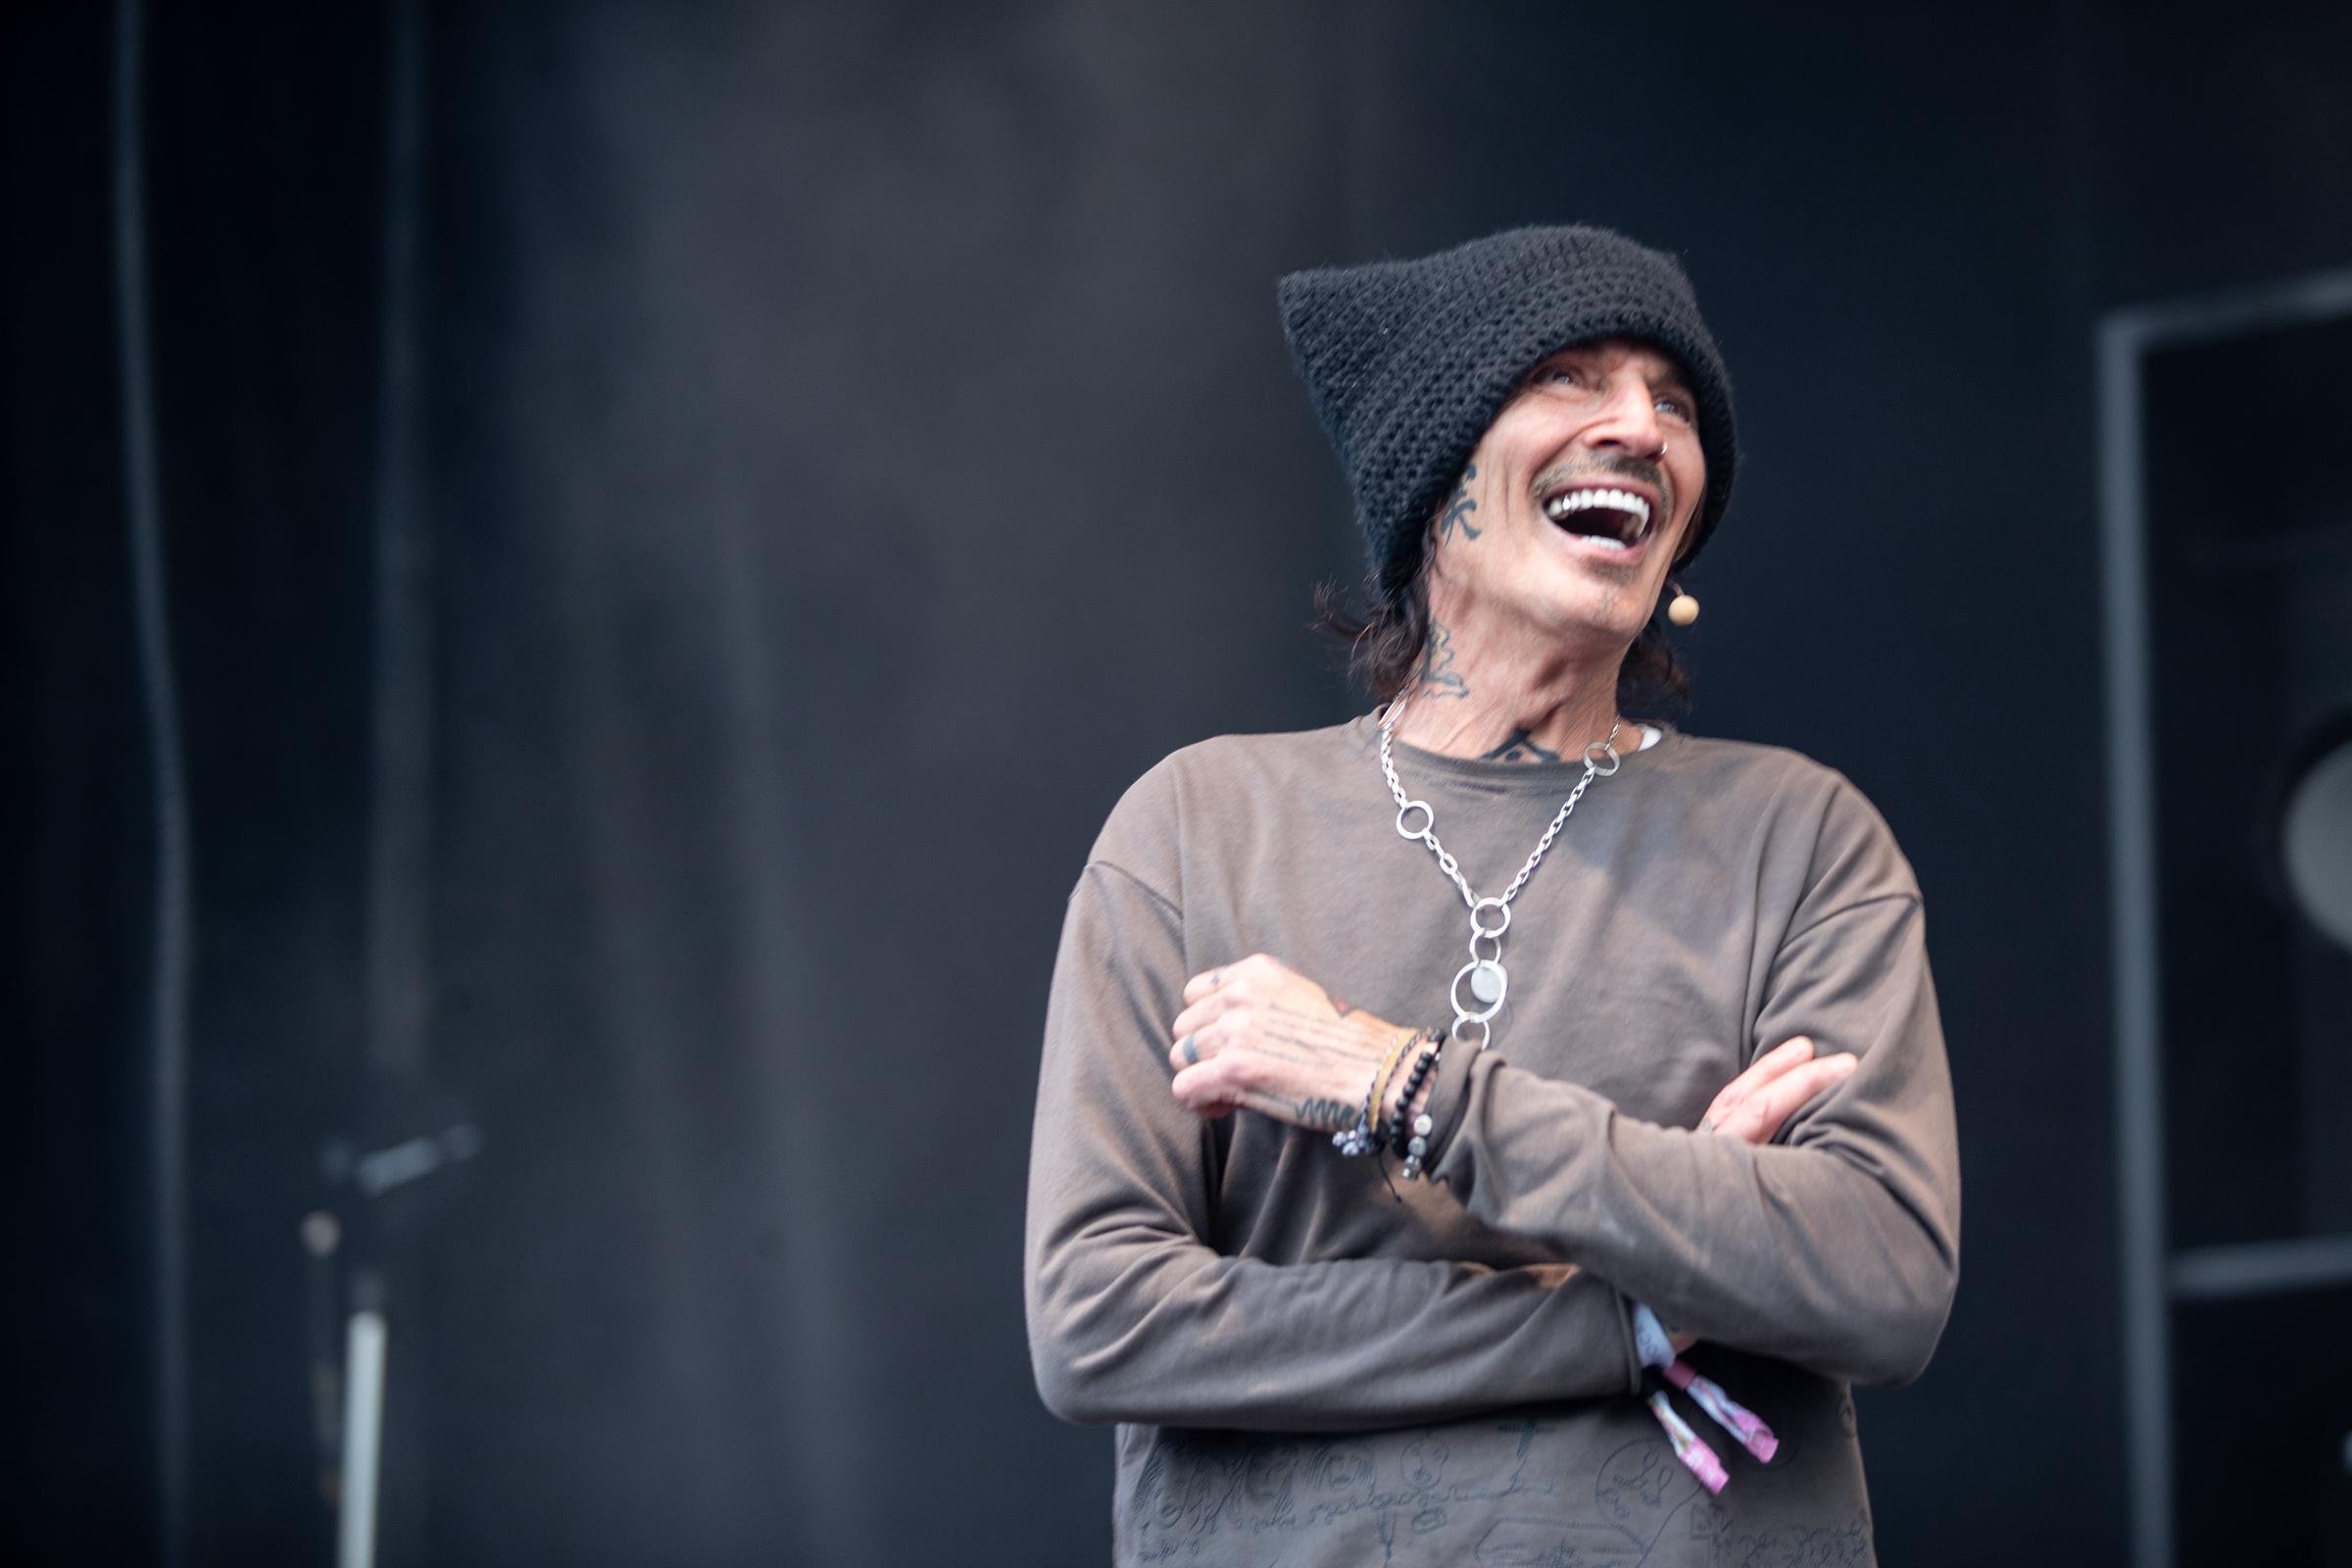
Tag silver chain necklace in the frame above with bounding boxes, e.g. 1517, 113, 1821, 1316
1378, 694, 1621, 1051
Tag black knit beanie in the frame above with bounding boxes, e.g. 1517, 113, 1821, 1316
1279, 224, 1738, 594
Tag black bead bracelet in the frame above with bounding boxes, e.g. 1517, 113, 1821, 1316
1387, 1032, 1446, 1180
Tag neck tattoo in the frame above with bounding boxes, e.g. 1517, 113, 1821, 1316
1480, 727, 1562, 763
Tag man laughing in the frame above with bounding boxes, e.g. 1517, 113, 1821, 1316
1026, 225, 1959, 1566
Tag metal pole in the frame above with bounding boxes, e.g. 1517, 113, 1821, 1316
2097, 313, 2170, 1568
337, 1298, 389, 1568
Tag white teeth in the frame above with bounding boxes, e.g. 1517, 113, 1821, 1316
1543, 487, 1652, 526
1543, 486, 1653, 546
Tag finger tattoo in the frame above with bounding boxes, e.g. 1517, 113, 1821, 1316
1181, 1034, 1200, 1065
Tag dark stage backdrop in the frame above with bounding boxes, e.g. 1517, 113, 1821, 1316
12, 1, 2352, 1564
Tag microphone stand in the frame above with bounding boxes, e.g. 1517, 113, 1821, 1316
304, 1114, 481, 1568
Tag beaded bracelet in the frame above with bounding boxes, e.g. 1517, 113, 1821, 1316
1388, 1031, 1446, 1179
1384, 1045, 1437, 1152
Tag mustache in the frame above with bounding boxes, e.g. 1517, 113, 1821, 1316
1531, 452, 1667, 497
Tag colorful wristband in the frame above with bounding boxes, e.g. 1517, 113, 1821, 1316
1629, 1300, 1780, 1483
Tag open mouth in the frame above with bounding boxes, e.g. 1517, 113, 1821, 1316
1542, 485, 1654, 552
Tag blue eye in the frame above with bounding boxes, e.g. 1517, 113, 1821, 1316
1654, 394, 1695, 421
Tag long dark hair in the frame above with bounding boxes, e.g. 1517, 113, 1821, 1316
1311, 552, 1691, 715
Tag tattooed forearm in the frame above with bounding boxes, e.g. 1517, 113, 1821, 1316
1295, 1097, 1356, 1131
1418, 620, 1469, 701
1481, 727, 1561, 763
1437, 463, 1481, 542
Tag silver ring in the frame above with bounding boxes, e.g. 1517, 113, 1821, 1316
1468, 897, 1511, 939
1583, 740, 1622, 777
1395, 801, 1435, 839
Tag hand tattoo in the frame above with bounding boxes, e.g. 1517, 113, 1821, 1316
1296, 1097, 1356, 1132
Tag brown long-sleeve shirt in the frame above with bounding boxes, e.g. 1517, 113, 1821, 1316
1025, 714, 1960, 1565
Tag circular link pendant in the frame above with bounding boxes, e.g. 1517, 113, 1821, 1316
1378, 702, 1619, 1056
1450, 958, 1506, 1021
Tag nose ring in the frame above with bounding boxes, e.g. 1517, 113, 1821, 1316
1649, 441, 1669, 462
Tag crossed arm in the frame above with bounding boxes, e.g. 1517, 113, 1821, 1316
1165, 954, 1856, 1154
1025, 863, 1639, 1430
1023, 859, 1954, 1432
